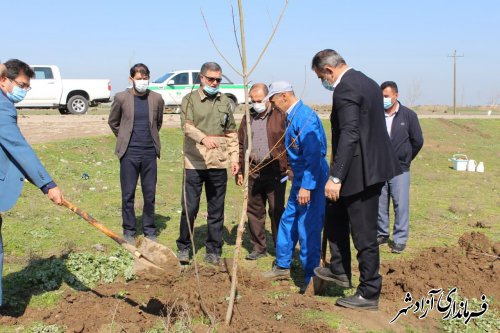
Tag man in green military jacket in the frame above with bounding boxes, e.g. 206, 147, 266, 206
176, 62, 239, 265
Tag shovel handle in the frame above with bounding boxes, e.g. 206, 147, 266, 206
320, 203, 332, 267
62, 199, 125, 246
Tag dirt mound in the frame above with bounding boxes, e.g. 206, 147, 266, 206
381, 232, 499, 302
2, 233, 497, 332
1, 263, 337, 332
458, 231, 495, 254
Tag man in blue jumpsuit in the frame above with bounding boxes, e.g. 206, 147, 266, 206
262, 81, 329, 290
0, 59, 64, 309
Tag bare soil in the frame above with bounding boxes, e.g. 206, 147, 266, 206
17, 114, 184, 144
0, 232, 497, 332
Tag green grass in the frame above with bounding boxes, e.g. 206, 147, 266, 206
300, 309, 343, 329
1, 119, 499, 331
29, 290, 64, 308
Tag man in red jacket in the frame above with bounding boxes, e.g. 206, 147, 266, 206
237, 83, 290, 260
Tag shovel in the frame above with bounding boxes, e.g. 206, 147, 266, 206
62, 199, 180, 279
313, 202, 333, 295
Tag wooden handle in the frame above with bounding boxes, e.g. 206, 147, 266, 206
62, 199, 125, 246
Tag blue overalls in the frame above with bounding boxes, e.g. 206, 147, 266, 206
275, 100, 329, 285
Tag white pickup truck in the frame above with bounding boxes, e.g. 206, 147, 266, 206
149, 69, 247, 112
16, 65, 111, 115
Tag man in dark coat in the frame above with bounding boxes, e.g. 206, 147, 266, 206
311, 49, 402, 310
377, 81, 423, 254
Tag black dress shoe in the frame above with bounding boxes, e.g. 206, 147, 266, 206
377, 235, 389, 245
177, 249, 190, 263
313, 267, 352, 288
391, 243, 406, 253
204, 253, 221, 265
336, 293, 379, 310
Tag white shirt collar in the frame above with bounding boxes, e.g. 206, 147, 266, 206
286, 100, 299, 115
333, 67, 352, 88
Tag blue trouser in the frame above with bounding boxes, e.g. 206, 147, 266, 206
276, 182, 326, 285
377, 171, 410, 245
0, 215, 3, 306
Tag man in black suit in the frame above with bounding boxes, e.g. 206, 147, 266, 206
311, 49, 401, 310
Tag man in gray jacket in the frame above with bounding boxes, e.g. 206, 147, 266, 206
108, 63, 164, 243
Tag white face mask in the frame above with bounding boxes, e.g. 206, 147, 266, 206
134, 79, 149, 93
252, 102, 267, 113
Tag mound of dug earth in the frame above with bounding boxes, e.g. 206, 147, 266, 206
381, 232, 499, 302
2, 263, 338, 333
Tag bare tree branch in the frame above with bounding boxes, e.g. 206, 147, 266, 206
230, 2, 243, 63
200, 8, 243, 77
266, 7, 275, 29
225, 0, 250, 325
198, 0, 289, 326
247, 0, 289, 77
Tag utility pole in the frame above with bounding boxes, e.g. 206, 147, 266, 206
448, 50, 464, 115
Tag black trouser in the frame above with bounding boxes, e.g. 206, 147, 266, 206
176, 169, 228, 256
247, 163, 286, 253
120, 147, 157, 237
325, 183, 383, 300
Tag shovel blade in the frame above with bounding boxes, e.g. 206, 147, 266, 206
132, 257, 177, 279
135, 238, 181, 277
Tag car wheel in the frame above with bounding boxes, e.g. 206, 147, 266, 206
67, 95, 89, 115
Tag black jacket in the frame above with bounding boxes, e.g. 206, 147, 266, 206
330, 69, 402, 196
387, 103, 423, 172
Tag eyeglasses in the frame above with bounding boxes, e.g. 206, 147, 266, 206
203, 75, 222, 83
9, 78, 32, 91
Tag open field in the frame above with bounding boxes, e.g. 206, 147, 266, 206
0, 116, 498, 332
16, 103, 500, 117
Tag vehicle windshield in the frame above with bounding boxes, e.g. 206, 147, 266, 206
152, 72, 174, 84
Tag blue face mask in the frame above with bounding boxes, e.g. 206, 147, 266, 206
322, 79, 335, 91
203, 85, 219, 96
7, 85, 28, 103
383, 97, 394, 110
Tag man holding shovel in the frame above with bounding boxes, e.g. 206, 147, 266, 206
0, 59, 64, 309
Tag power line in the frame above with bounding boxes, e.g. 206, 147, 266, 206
448, 50, 464, 115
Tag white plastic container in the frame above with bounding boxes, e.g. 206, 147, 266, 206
467, 160, 477, 172
476, 162, 484, 173
449, 154, 468, 171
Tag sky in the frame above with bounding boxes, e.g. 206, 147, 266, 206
2, 0, 499, 106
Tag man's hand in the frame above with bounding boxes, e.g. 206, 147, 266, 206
47, 186, 64, 205
297, 188, 311, 206
231, 162, 239, 175
236, 174, 243, 186
325, 179, 341, 202
201, 137, 219, 149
